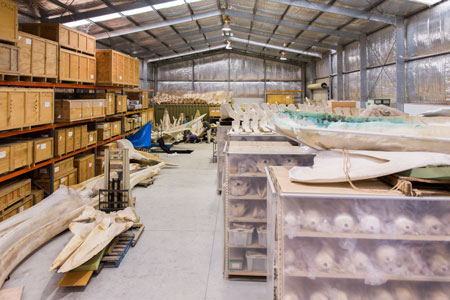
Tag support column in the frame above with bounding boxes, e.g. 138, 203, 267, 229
142, 60, 148, 89
337, 44, 344, 100
191, 59, 195, 91
360, 34, 367, 108
328, 52, 333, 100
154, 64, 158, 94
396, 16, 405, 111
227, 52, 231, 93
301, 62, 306, 103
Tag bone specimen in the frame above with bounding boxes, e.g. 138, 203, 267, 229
230, 201, 248, 217
229, 179, 250, 196
236, 159, 257, 173
256, 158, 276, 173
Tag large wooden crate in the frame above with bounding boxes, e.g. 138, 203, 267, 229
59, 48, 96, 84
95, 49, 139, 87
54, 128, 66, 156
0, 179, 31, 211
35, 156, 73, 179
8, 141, 33, 171
0, 88, 54, 131
33, 137, 53, 163
0, 0, 18, 45
2, 194, 33, 220
35, 167, 77, 193
87, 130, 97, 146
0, 43, 18, 75
96, 156, 105, 175
65, 127, 74, 153
81, 125, 88, 148
18, 31, 58, 80
116, 95, 127, 113
55, 99, 104, 122
74, 153, 95, 183
73, 126, 81, 151
111, 120, 121, 136
19, 23, 95, 55
0, 145, 10, 174
97, 122, 111, 141
30, 188, 44, 204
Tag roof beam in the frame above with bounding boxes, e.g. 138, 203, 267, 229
139, 36, 226, 57
147, 44, 226, 62
94, 10, 222, 40
231, 44, 309, 63
229, 36, 322, 58
270, 0, 395, 25
230, 25, 337, 50
225, 9, 360, 40
42, 0, 170, 23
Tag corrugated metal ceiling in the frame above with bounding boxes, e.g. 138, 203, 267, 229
17, 0, 434, 62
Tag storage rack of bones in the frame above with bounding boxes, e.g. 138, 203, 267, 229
223, 140, 314, 279
266, 166, 450, 300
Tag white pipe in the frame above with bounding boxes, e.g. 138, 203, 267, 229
229, 37, 322, 58
147, 45, 226, 63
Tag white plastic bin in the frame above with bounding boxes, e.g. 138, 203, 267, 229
229, 227, 253, 245
246, 250, 267, 272
257, 227, 267, 246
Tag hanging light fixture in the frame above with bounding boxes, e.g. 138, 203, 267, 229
280, 51, 287, 61
226, 40, 232, 50
222, 17, 231, 32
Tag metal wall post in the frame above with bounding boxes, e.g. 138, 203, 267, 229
396, 16, 406, 111
337, 44, 344, 100
360, 34, 368, 108
154, 64, 158, 94
141, 60, 148, 89
328, 52, 333, 100
227, 52, 231, 93
301, 62, 307, 103
191, 59, 195, 91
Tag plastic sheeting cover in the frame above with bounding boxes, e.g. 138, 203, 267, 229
194, 53, 228, 80
230, 54, 265, 81
367, 26, 396, 67
266, 60, 302, 81
127, 121, 152, 149
315, 57, 329, 79
158, 61, 193, 81
344, 41, 360, 73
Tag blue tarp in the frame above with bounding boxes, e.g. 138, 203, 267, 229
127, 121, 152, 149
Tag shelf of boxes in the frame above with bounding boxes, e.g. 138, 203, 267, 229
266, 166, 450, 300
223, 140, 315, 280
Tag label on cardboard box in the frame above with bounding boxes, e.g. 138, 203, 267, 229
90, 74, 94, 79
45, 101, 50, 107
68, 132, 73, 137
89, 136, 93, 142
55, 166, 59, 173
89, 162, 92, 168
61, 178, 65, 183
25, 38, 31, 45
0, 151, 5, 158
109, 97, 112, 102
114, 124, 117, 128
19, 206, 24, 212
119, 76, 122, 80
36, 145, 40, 149
41, 144, 46, 150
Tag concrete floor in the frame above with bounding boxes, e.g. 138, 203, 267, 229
4, 143, 267, 300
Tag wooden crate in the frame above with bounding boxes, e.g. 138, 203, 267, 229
74, 153, 95, 183
59, 48, 96, 84
111, 120, 121, 136
18, 31, 58, 79
95, 49, 139, 87
55, 128, 66, 156
97, 142, 116, 156
87, 131, 97, 146
33, 137, 53, 163
96, 156, 105, 175
0, 0, 17, 45
8, 141, 33, 171
35, 156, 73, 179
141, 112, 148, 127
35, 168, 77, 193
267, 94, 294, 105
81, 125, 88, 148
30, 188, 44, 204
74, 126, 81, 151
0, 87, 54, 131
92, 99, 105, 117
0, 145, 10, 174
3, 194, 33, 220
65, 127, 74, 153
0, 42, 18, 75
116, 95, 127, 113
97, 122, 111, 141
19, 23, 95, 55
101, 93, 115, 115
0, 179, 31, 211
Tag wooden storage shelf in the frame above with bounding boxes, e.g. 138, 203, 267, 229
290, 230, 450, 242
285, 270, 450, 283
0, 159, 52, 183
229, 244, 267, 249
0, 80, 123, 90
229, 173, 266, 178
229, 217, 267, 223
228, 270, 267, 277
229, 195, 266, 200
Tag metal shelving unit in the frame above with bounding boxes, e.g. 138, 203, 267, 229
266, 166, 450, 300
223, 140, 314, 280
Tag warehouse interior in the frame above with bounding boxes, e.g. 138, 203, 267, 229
1, 0, 450, 299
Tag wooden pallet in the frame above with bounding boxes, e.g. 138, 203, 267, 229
136, 177, 154, 187
100, 232, 134, 268
16, 75, 57, 83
